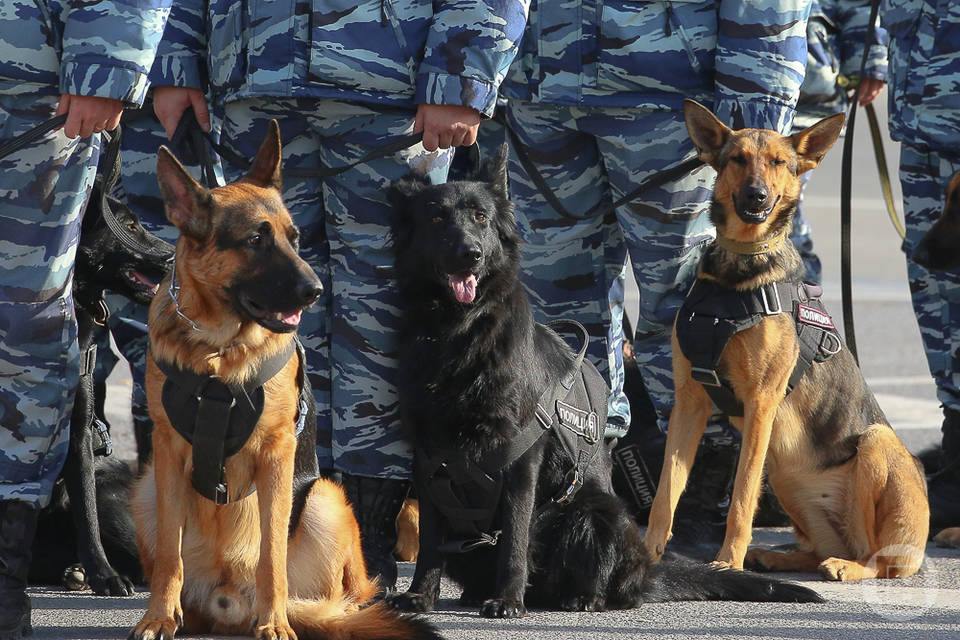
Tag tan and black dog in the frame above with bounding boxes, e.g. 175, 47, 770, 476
643, 100, 930, 582
129, 122, 440, 640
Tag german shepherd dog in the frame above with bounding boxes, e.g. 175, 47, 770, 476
644, 100, 930, 582
31, 130, 171, 596
386, 144, 822, 619
129, 122, 441, 640
913, 169, 960, 550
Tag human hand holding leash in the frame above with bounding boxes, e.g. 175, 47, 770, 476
55, 95, 124, 139
414, 104, 480, 151
857, 77, 885, 106
153, 86, 211, 140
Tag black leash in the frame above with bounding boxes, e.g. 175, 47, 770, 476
175, 109, 423, 180
499, 111, 705, 222
839, 0, 881, 364
0, 114, 67, 162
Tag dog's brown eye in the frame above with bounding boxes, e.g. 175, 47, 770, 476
772, 159, 786, 167
126, 221, 138, 232
432, 216, 443, 224
731, 155, 747, 166
474, 212, 487, 223
248, 234, 262, 246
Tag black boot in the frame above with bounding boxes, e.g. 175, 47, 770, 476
669, 435, 739, 555
342, 475, 409, 594
929, 407, 960, 531
0, 500, 39, 640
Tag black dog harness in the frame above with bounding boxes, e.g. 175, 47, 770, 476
416, 320, 609, 553
154, 338, 310, 504
675, 279, 843, 417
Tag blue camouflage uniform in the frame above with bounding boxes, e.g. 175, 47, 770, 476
790, 0, 888, 284
884, 0, 960, 413
499, 0, 812, 435
151, 0, 530, 479
0, 0, 170, 507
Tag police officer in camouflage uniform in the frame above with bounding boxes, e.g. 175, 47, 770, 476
148, 0, 530, 592
0, 2, 169, 637
884, 0, 960, 533
790, 0, 888, 284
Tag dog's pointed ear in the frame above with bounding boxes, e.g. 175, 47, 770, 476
157, 146, 212, 239
683, 99, 731, 168
387, 172, 430, 212
246, 120, 283, 190
476, 142, 510, 198
791, 112, 845, 175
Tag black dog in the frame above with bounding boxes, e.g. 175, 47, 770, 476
29, 129, 172, 596
386, 144, 822, 618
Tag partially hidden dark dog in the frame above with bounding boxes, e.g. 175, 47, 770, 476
30, 127, 171, 596
386, 143, 822, 619
644, 100, 930, 581
129, 122, 441, 640
913, 169, 960, 550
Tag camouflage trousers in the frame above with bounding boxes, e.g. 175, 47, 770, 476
0, 93, 99, 507
899, 145, 960, 411
504, 102, 717, 435
221, 98, 452, 479
791, 171, 823, 285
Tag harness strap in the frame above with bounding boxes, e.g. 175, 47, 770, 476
154, 337, 299, 504
677, 280, 841, 417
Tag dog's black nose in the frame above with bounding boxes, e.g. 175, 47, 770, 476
744, 184, 768, 207
459, 246, 482, 264
296, 280, 324, 305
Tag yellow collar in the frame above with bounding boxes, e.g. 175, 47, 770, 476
716, 231, 786, 256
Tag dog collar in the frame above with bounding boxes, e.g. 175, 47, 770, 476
716, 231, 786, 256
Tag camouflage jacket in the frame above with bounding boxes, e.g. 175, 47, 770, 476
0, 0, 171, 106
883, 0, 960, 153
150, 0, 530, 118
500, 0, 813, 134
794, 0, 888, 127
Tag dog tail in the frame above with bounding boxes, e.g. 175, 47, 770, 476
644, 557, 823, 603
288, 598, 443, 640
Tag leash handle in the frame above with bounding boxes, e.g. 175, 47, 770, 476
170, 107, 221, 188
0, 114, 68, 163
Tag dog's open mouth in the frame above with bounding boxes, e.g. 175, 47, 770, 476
736, 195, 780, 224
122, 269, 161, 299
241, 296, 304, 333
448, 270, 478, 304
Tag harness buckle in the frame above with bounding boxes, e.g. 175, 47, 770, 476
690, 366, 722, 387
215, 482, 229, 505
760, 282, 782, 315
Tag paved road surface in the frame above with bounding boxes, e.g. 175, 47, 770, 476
30, 94, 960, 639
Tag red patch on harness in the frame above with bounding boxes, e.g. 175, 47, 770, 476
797, 304, 834, 330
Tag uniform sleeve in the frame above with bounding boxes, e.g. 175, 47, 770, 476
834, 0, 888, 81
147, 0, 207, 90
415, 0, 531, 117
713, 0, 812, 134
59, 0, 172, 106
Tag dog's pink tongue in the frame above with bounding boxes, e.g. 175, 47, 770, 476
281, 309, 302, 326
449, 273, 477, 303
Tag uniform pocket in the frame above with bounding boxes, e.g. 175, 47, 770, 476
596, 1, 716, 95
307, 0, 430, 95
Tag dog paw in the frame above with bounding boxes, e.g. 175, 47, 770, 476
934, 527, 960, 549
386, 591, 434, 613
128, 613, 181, 640
90, 572, 136, 597
709, 559, 739, 571
559, 596, 606, 612
818, 557, 861, 582
744, 549, 772, 572
254, 622, 297, 640
480, 598, 525, 618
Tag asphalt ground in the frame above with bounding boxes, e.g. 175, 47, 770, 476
30, 94, 960, 638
